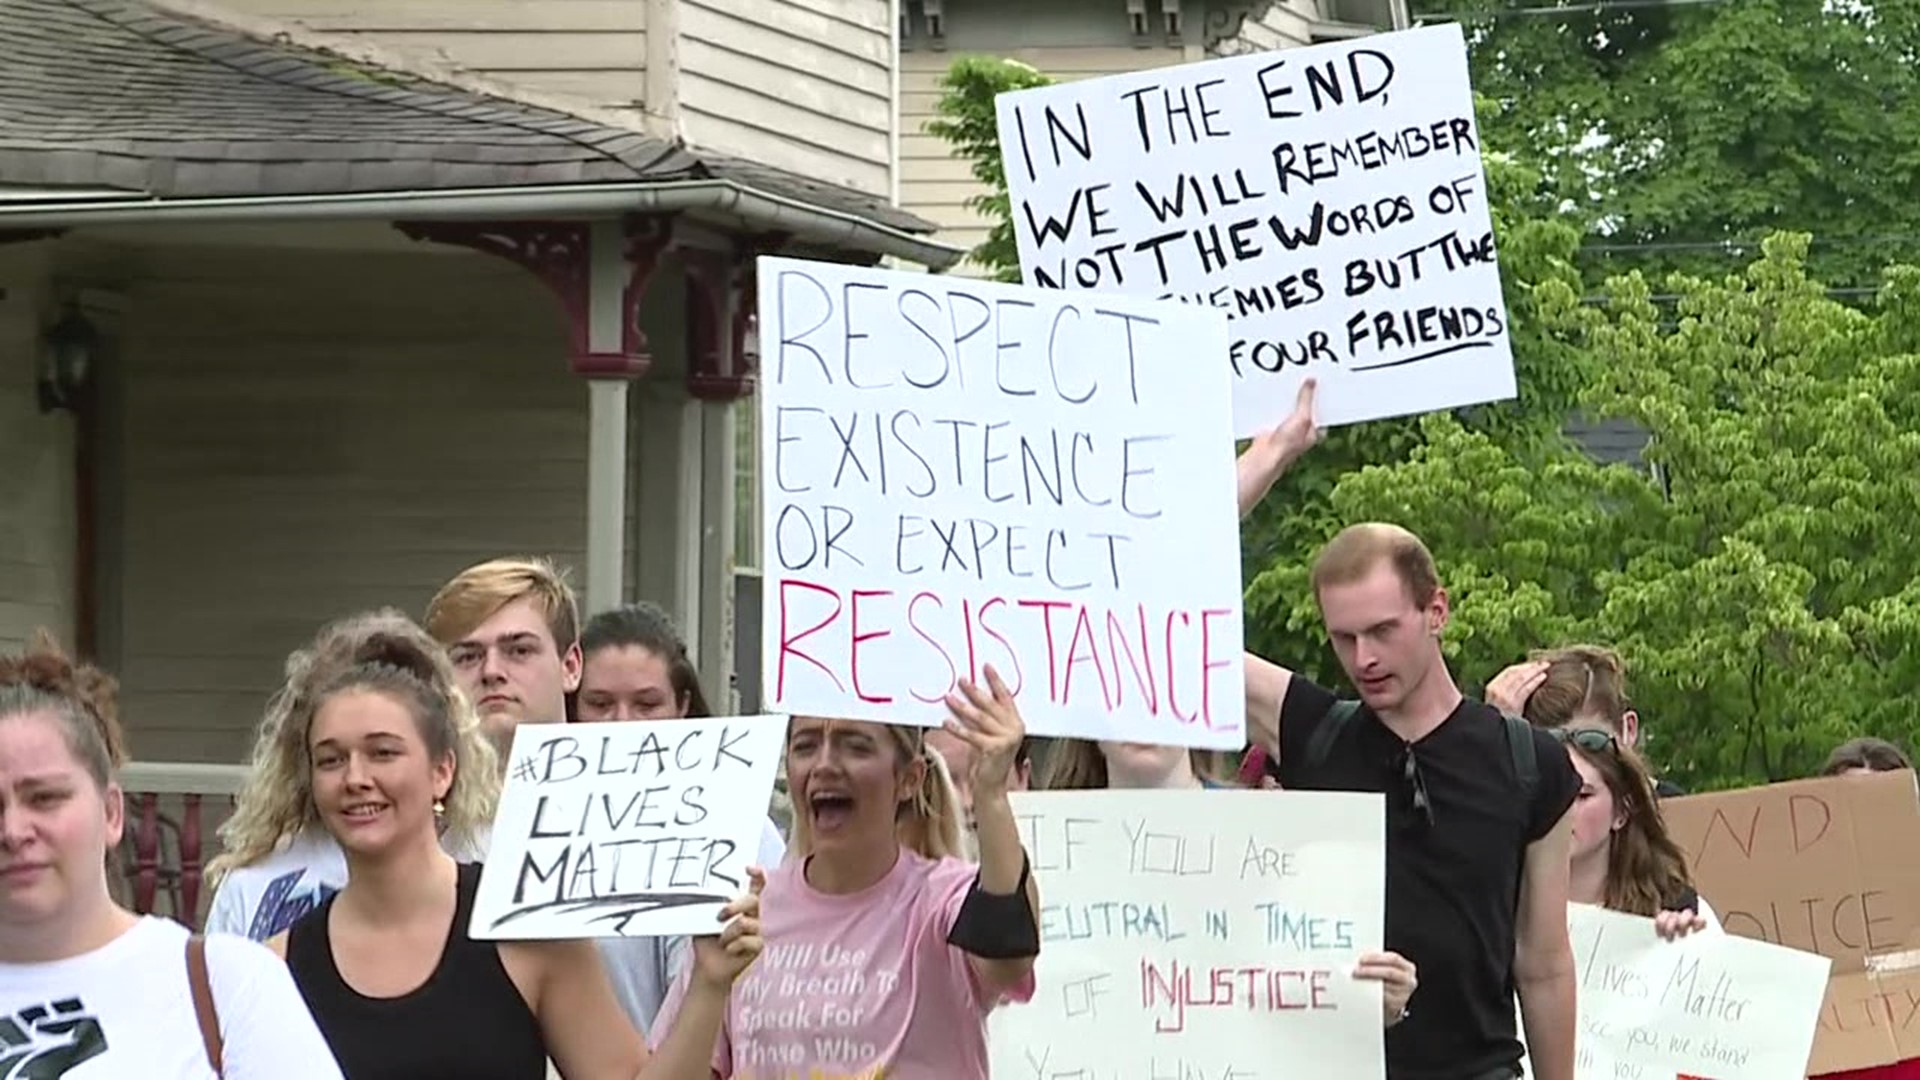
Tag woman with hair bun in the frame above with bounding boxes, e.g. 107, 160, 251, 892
253, 611, 762, 1080
0, 632, 341, 1078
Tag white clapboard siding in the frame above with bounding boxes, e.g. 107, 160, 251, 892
1219, 0, 1322, 54
678, 0, 893, 198
0, 245, 76, 654
215, 0, 648, 121
900, 45, 1190, 275
114, 245, 592, 764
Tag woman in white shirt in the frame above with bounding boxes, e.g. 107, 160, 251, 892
0, 633, 342, 1079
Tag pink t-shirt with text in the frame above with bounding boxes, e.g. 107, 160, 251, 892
652, 848, 1036, 1079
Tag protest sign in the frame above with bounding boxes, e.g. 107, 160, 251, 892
1519, 904, 1830, 1079
470, 715, 786, 940
994, 23, 1515, 434
1663, 770, 1920, 1072
755, 255, 1245, 749
989, 789, 1387, 1078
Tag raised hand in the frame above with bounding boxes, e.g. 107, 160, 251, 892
1485, 660, 1550, 719
944, 665, 1027, 803
691, 866, 766, 990
1238, 378, 1322, 518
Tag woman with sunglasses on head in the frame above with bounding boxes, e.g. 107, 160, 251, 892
0, 633, 342, 1079
649, 668, 1038, 1078
243, 610, 762, 1080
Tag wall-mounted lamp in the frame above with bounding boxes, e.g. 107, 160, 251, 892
38, 306, 98, 414
741, 314, 759, 366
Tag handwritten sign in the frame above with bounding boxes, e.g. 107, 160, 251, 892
994, 23, 1515, 434
989, 789, 1387, 1077
1662, 770, 1920, 1073
1520, 905, 1830, 1080
756, 255, 1246, 749
470, 716, 786, 939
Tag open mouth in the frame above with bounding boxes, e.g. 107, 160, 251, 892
341, 801, 390, 825
808, 791, 856, 832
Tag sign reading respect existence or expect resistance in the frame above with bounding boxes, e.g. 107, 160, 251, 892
756, 255, 1246, 749
995, 23, 1516, 435
989, 790, 1388, 1078
470, 716, 786, 940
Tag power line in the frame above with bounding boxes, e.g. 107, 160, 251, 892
1581, 235, 1920, 255
1414, 0, 1729, 20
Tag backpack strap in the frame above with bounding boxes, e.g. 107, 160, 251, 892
186, 934, 224, 1077
1500, 712, 1539, 803
1303, 699, 1363, 774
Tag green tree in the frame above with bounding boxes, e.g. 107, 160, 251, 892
1272, 235, 1920, 789
1425, 0, 1920, 291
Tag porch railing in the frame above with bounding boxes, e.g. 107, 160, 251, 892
119, 762, 248, 929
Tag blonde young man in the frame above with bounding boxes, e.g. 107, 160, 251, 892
425, 557, 582, 746
1239, 384, 1582, 1080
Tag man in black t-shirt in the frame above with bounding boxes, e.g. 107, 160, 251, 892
1236, 385, 1581, 1080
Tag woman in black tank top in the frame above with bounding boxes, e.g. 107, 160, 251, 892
247, 612, 763, 1080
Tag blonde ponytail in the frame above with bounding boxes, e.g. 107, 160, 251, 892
900, 737, 965, 860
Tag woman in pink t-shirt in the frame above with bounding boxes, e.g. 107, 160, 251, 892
654, 667, 1038, 1078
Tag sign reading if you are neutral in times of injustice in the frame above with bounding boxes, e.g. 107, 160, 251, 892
995, 23, 1516, 434
756, 255, 1245, 750
470, 716, 786, 940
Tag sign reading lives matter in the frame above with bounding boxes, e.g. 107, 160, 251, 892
989, 790, 1388, 1078
995, 23, 1516, 434
470, 716, 786, 940
756, 255, 1245, 749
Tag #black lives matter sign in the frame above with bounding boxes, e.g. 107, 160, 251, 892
995, 23, 1516, 435
470, 716, 785, 939
756, 255, 1246, 750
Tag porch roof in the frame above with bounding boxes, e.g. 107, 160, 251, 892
0, 0, 960, 267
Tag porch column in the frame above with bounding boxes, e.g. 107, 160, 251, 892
683, 246, 761, 710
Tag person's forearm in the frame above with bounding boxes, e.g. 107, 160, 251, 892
973, 788, 1032, 902
642, 979, 726, 1080
1236, 443, 1289, 519
1517, 965, 1577, 1080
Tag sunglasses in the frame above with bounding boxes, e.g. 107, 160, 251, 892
1396, 744, 1434, 829
1554, 727, 1619, 754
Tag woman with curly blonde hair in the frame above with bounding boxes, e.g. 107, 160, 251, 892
247, 611, 761, 1079
205, 610, 493, 940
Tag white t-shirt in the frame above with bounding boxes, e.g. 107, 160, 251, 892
205, 816, 789, 1037
0, 916, 342, 1079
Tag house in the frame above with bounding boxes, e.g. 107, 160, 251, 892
0, 0, 955, 919
896, 0, 1400, 267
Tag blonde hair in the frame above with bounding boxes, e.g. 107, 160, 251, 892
1522, 645, 1630, 731
1310, 523, 1440, 608
787, 722, 964, 862
1042, 740, 1232, 790
209, 610, 501, 885
424, 557, 580, 651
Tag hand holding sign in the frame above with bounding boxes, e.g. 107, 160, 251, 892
691, 866, 768, 991
1354, 950, 1418, 1026
1238, 377, 1322, 518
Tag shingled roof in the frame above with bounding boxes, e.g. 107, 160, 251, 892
0, 0, 936, 238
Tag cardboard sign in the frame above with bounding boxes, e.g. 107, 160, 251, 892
1523, 905, 1831, 1079
994, 23, 1516, 434
470, 716, 786, 939
1662, 770, 1920, 1073
756, 255, 1247, 749
989, 789, 1388, 1078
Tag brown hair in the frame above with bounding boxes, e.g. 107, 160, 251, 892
787, 721, 963, 862
1568, 732, 1694, 916
1310, 523, 1440, 608
1042, 740, 1232, 790
580, 602, 711, 717
424, 557, 580, 652
1521, 645, 1631, 732
0, 631, 126, 788
1822, 737, 1913, 776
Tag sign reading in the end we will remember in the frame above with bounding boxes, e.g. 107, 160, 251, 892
989, 789, 1388, 1078
470, 716, 786, 940
756, 255, 1246, 749
995, 23, 1515, 434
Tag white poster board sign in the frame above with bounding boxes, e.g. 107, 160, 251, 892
470, 716, 786, 940
990, 790, 1388, 1078
1520, 904, 1832, 1079
995, 23, 1516, 434
756, 255, 1246, 749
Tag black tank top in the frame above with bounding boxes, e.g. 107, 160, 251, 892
286, 861, 548, 1080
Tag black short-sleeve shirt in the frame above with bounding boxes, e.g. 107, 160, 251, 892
1276, 677, 1580, 1080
